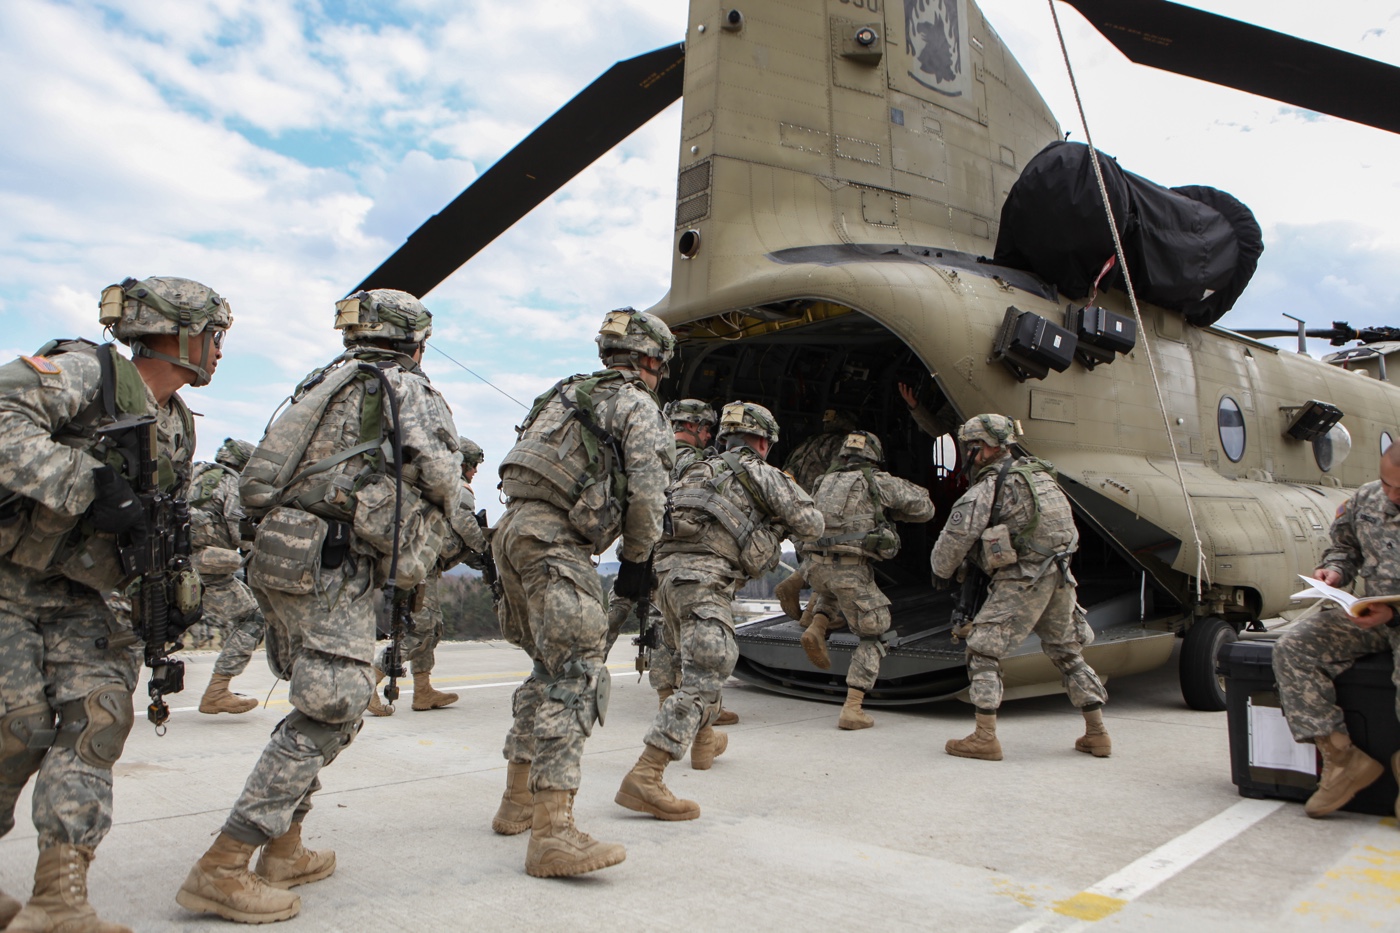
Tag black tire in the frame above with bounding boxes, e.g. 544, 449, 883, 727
1179, 616, 1238, 711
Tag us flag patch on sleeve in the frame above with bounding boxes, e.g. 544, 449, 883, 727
20, 355, 61, 375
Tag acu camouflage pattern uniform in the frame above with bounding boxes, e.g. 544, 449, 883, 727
645, 438, 823, 760
931, 453, 1106, 712
223, 335, 461, 847
0, 342, 194, 850
804, 435, 935, 695
495, 367, 672, 792
1274, 481, 1400, 741
783, 413, 855, 496
187, 451, 265, 677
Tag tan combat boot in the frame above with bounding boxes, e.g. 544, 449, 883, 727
1305, 732, 1383, 818
946, 712, 1003, 760
410, 671, 459, 710
525, 790, 626, 878
775, 570, 806, 620
254, 821, 336, 889
7, 845, 132, 933
801, 611, 832, 670
176, 832, 300, 923
838, 687, 874, 730
366, 667, 393, 717
198, 673, 259, 715
0, 887, 21, 929
615, 745, 701, 820
491, 760, 533, 835
690, 725, 728, 770
1075, 707, 1112, 758
715, 708, 739, 725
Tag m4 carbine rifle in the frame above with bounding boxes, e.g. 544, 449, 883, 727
96, 416, 201, 729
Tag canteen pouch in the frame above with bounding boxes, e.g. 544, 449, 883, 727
981, 523, 1018, 570
737, 523, 783, 579
862, 525, 901, 561
248, 506, 327, 596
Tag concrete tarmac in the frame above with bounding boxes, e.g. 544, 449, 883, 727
1, 640, 1395, 931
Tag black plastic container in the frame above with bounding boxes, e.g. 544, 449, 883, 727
1218, 637, 1398, 816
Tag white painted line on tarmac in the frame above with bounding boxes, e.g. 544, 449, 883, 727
1008, 798, 1284, 932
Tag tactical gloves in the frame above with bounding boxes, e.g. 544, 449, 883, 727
88, 466, 145, 538
614, 558, 655, 600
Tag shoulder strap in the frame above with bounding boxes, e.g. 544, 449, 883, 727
988, 458, 1014, 527
715, 451, 776, 519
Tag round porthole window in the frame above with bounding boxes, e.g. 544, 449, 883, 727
1218, 396, 1246, 462
1314, 422, 1352, 472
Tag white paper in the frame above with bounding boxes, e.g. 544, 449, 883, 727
1247, 699, 1318, 775
1290, 573, 1358, 611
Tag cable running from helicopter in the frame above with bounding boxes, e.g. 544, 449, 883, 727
1047, 0, 1209, 597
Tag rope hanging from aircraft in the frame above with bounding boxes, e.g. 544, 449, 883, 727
428, 344, 528, 410
1047, 0, 1208, 599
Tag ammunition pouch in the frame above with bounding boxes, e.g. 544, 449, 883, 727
0, 703, 56, 785
54, 685, 134, 770
567, 474, 623, 556
980, 523, 1018, 570
248, 506, 326, 595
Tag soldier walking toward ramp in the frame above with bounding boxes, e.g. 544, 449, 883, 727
1273, 443, 1400, 818
489, 309, 675, 877
800, 430, 935, 729
192, 438, 266, 716
615, 402, 823, 821
931, 415, 1110, 761
178, 290, 461, 923
0, 276, 230, 933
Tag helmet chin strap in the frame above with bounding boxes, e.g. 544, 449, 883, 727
130, 331, 214, 387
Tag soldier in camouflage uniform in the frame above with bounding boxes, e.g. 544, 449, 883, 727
931, 415, 1109, 761
488, 309, 674, 878
800, 431, 935, 729
192, 438, 266, 716
367, 436, 487, 716
773, 410, 856, 622
1273, 443, 1400, 819
615, 402, 823, 821
178, 290, 461, 924
0, 276, 230, 933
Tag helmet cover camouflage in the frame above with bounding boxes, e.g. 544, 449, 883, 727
821, 409, 858, 433
102, 276, 232, 344
459, 436, 484, 468
958, 414, 1018, 448
838, 430, 884, 464
336, 289, 433, 348
664, 398, 716, 427
215, 438, 253, 471
595, 308, 675, 364
717, 401, 779, 444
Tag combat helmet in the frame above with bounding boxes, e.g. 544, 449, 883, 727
717, 401, 780, 445
838, 430, 884, 464
821, 409, 858, 433
459, 436, 485, 469
596, 308, 675, 376
335, 289, 432, 352
958, 414, 1019, 448
215, 438, 254, 472
99, 276, 232, 387
664, 399, 716, 428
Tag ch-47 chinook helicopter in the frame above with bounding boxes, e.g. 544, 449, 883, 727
353, 0, 1400, 712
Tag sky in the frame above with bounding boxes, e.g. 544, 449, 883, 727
2, 0, 1399, 524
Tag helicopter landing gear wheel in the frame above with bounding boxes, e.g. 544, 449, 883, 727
1179, 616, 1238, 712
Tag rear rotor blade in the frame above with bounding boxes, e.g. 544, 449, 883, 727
354, 42, 686, 298
1060, 0, 1400, 135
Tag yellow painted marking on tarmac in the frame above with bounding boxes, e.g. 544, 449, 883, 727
1051, 892, 1127, 921
419, 740, 434, 746
992, 877, 1044, 909
1294, 838, 1400, 921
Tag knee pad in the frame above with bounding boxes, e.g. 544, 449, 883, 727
0, 703, 56, 785
55, 685, 134, 770
675, 686, 721, 727
284, 711, 360, 765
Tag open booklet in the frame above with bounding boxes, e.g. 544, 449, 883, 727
1290, 574, 1400, 619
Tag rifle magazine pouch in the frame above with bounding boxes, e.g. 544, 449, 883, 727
568, 476, 622, 556
248, 506, 326, 596
980, 524, 1018, 570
